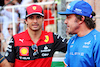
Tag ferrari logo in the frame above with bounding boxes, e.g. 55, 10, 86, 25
44, 35, 49, 43
33, 6, 36, 10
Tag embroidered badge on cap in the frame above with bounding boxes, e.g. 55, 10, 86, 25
20, 47, 29, 56
33, 6, 36, 10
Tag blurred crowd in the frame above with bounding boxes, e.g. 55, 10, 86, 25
0, 0, 57, 52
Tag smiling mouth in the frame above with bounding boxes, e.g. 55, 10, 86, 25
32, 24, 39, 28
33, 25, 38, 27
32, 23, 39, 26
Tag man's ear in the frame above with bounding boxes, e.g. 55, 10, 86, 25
81, 16, 85, 21
42, 17, 44, 21
24, 19, 27, 25
78, 16, 85, 24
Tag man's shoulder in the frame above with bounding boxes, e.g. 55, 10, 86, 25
90, 29, 100, 37
13, 31, 27, 38
43, 31, 53, 34
42, 31, 54, 36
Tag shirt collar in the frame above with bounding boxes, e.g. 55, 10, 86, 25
24, 30, 45, 41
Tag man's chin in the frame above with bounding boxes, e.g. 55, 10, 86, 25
32, 29, 38, 31
32, 28, 40, 31
68, 31, 73, 35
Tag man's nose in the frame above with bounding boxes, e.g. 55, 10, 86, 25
33, 18, 37, 23
64, 19, 68, 24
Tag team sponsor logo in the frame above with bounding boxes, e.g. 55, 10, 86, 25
74, 8, 82, 14
19, 39, 24, 43
20, 47, 29, 56
71, 40, 74, 44
67, 5, 71, 9
33, 6, 36, 10
70, 40, 74, 48
44, 35, 49, 43
84, 41, 91, 45
19, 56, 30, 60
70, 52, 84, 56
94, 35, 96, 40
41, 46, 51, 57
70, 45, 73, 48
41, 46, 51, 52
83, 41, 91, 48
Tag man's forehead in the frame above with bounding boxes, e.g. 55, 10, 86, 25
66, 14, 75, 16
28, 14, 42, 17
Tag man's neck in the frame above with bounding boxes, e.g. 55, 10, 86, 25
77, 22, 93, 37
77, 29, 93, 37
28, 29, 42, 43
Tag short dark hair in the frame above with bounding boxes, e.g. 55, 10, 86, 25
75, 11, 96, 29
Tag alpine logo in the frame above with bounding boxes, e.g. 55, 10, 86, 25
83, 41, 91, 48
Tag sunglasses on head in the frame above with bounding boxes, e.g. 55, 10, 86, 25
7, 28, 13, 30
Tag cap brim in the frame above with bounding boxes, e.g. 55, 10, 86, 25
58, 9, 75, 15
26, 12, 44, 19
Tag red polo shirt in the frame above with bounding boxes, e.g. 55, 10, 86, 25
5, 30, 67, 67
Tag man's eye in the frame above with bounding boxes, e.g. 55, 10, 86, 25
67, 16, 70, 19
37, 16, 41, 19
29, 16, 33, 19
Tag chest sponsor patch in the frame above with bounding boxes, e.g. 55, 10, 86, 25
44, 35, 49, 43
20, 47, 29, 56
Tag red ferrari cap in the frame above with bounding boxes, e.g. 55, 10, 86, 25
26, 4, 44, 18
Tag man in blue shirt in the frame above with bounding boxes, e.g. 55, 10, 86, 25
58, 0, 100, 67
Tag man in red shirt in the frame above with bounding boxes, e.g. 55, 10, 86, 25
5, 4, 68, 67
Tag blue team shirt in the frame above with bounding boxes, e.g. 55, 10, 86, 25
64, 29, 100, 67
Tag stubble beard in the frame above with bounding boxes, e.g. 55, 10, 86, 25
68, 18, 79, 34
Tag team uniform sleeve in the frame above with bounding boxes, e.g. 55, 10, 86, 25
64, 52, 69, 67
64, 45, 70, 67
4, 36, 15, 63
53, 33, 68, 53
63, 36, 76, 67
63, 38, 72, 67
0, 53, 5, 63
93, 40, 100, 67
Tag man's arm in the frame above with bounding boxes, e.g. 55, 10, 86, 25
9, 62, 14, 67
0, 53, 11, 67
53, 33, 68, 52
5, 37, 15, 67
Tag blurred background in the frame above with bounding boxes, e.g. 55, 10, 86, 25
0, 0, 100, 67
